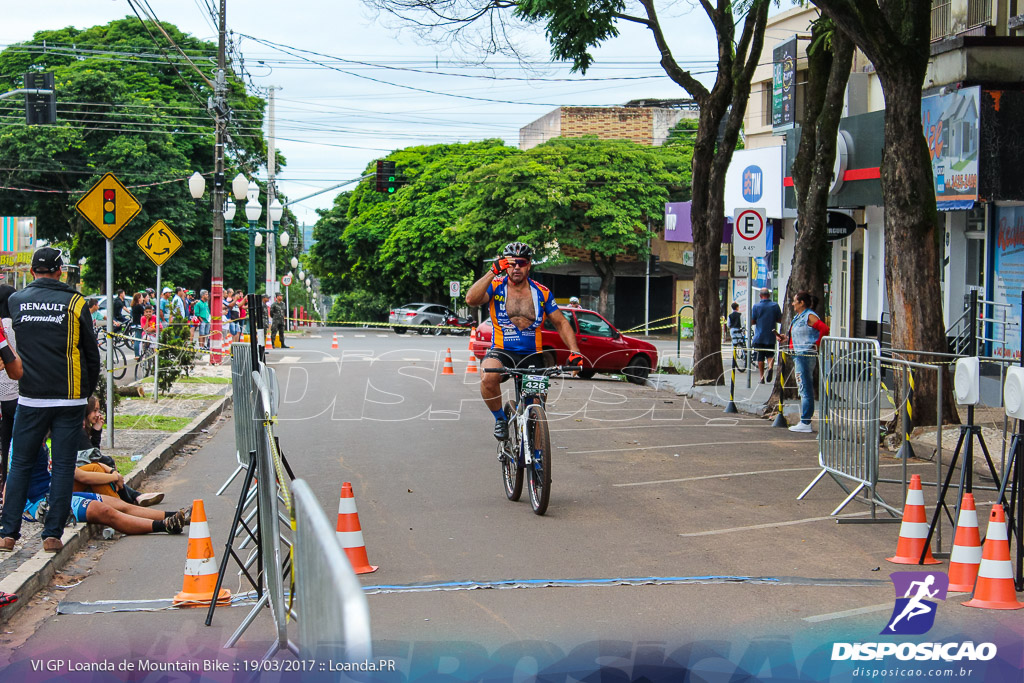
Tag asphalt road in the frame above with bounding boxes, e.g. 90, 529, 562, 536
2, 328, 1019, 679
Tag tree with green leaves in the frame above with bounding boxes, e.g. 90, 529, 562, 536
368, 0, 769, 383
461, 136, 690, 316
0, 18, 268, 294
811, 0, 957, 425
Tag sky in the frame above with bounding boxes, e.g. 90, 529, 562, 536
0, 1, 790, 228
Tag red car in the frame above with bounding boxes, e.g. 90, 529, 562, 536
470, 307, 659, 384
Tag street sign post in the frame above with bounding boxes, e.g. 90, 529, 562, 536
137, 220, 183, 266
74, 173, 141, 240
449, 280, 460, 298
281, 273, 293, 287
75, 173, 143, 451
733, 207, 767, 259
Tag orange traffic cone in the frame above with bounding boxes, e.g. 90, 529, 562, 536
469, 327, 476, 350
466, 354, 478, 374
336, 483, 377, 574
173, 500, 231, 607
441, 348, 455, 375
887, 474, 941, 565
331, 333, 339, 350
947, 493, 983, 592
265, 331, 272, 351
963, 505, 1024, 610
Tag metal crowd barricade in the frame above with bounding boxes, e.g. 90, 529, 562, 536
292, 479, 373, 663
217, 342, 256, 495
799, 337, 899, 517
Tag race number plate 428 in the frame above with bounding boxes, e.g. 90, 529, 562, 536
522, 375, 549, 394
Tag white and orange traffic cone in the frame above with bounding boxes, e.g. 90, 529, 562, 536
886, 474, 941, 565
963, 504, 1024, 610
469, 327, 476, 350
265, 331, 272, 351
331, 333, 339, 350
173, 500, 231, 607
441, 348, 455, 375
947, 492, 983, 592
466, 354, 478, 374
336, 483, 377, 574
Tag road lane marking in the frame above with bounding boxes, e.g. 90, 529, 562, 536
275, 356, 301, 364
618, 462, 933, 487
802, 603, 892, 623
679, 512, 876, 537
354, 334, 366, 338
569, 439, 807, 455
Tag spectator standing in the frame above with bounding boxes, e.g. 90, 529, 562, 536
750, 287, 783, 383
726, 302, 745, 350
0, 247, 97, 553
195, 290, 211, 349
129, 292, 145, 360
269, 293, 288, 348
778, 290, 830, 433
0, 285, 19, 491
171, 287, 187, 321
159, 287, 172, 324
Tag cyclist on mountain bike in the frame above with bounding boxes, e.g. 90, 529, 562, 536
465, 242, 583, 441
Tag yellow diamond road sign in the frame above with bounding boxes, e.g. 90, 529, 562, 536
74, 172, 142, 240
138, 220, 183, 266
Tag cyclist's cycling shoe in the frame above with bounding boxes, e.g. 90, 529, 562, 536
493, 419, 509, 441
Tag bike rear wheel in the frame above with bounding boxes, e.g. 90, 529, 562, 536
526, 404, 551, 515
102, 345, 127, 380
733, 344, 747, 373
500, 401, 523, 501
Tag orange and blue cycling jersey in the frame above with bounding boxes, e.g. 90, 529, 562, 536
485, 275, 559, 354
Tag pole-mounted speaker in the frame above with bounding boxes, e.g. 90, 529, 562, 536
1004, 366, 1024, 420
954, 357, 981, 405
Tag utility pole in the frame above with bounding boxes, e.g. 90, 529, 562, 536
210, 0, 227, 364
265, 85, 279, 298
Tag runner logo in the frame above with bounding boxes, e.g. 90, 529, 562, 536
881, 571, 948, 636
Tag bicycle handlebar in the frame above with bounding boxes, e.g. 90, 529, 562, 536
483, 366, 577, 376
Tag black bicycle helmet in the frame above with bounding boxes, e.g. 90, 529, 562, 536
502, 241, 534, 260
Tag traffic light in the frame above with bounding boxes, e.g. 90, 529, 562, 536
102, 189, 116, 225
24, 72, 56, 125
375, 160, 399, 194
649, 255, 661, 273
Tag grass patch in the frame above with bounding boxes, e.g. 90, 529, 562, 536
113, 415, 192, 432
176, 376, 231, 385
127, 392, 219, 400
112, 454, 135, 475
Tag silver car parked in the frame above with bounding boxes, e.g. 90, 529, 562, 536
388, 303, 453, 335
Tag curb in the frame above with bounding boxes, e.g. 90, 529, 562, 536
0, 392, 233, 624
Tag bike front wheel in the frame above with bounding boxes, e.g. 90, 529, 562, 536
500, 401, 524, 501
734, 345, 747, 373
526, 404, 551, 515
102, 345, 127, 380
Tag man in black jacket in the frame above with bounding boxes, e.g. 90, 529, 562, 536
0, 248, 100, 554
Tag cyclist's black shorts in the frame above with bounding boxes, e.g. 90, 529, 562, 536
484, 348, 545, 372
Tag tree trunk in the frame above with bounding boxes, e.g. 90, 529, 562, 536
590, 252, 615, 318
771, 24, 853, 408
878, 66, 960, 425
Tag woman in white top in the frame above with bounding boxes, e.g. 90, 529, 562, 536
0, 285, 20, 488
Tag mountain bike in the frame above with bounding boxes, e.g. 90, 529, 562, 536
729, 329, 747, 373
484, 364, 571, 515
97, 330, 128, 380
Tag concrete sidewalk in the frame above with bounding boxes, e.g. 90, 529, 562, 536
648, 372, 819, 425
0, 363, 234, 624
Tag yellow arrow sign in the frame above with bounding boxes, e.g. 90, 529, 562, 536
137, 220, 183, 267
74, 173, 142, 240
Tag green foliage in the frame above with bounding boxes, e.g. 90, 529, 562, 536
155, 313, 195, 393
460, 136, 691, 262
0, 18, 269, 294
327, 289, 392, 324
514, 0, 626, 73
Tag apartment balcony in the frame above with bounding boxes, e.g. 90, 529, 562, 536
932, 0, 997, 41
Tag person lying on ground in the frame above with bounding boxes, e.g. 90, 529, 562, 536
36, 492, 192, 535
77, 396, 163, 506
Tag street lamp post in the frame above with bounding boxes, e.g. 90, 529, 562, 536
289, 256, 298, 330
224, 178, 287, 297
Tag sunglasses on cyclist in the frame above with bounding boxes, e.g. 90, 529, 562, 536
508, 258, 531, 268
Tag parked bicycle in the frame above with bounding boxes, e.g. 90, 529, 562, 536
484, 364, 572, 515
134, 343, 156, 381
96, 330, 128, 380
729, 329, 748, 373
